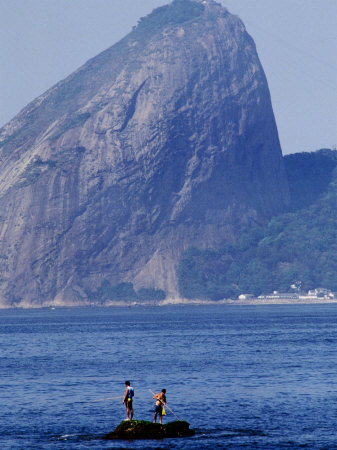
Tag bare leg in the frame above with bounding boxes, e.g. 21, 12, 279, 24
153, 412, 157, 423
159, 413, 162, 424
130, 407, 134, 420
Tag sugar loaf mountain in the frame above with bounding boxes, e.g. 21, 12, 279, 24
0, 0, 291, 306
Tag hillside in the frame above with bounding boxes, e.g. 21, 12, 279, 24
0, 0, 289, 306
178, 149, 337, 299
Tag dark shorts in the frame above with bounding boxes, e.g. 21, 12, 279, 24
154, 404, 162, 414
126, 399, 133, 409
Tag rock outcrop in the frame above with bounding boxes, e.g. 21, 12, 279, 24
103, 420, 195, 440
0, 0, 289, 306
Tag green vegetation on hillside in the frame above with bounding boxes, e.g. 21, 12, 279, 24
87, 280, 166, 303
17, 156, 56, 187
285, 149, 337, 211
132, 0, 204, 41
178, 149, 337, 299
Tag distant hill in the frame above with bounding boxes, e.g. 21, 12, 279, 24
0, 0, 289, 306
178, 149, 337, 299
285, 149, 337, 211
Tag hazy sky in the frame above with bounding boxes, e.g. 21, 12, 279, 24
0, 0, 336, 155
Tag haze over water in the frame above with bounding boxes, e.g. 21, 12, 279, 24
1, 304, 337, 448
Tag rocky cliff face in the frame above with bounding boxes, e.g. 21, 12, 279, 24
0, 0, 289, 306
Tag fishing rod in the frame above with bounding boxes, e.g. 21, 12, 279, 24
149, 389, 181, 420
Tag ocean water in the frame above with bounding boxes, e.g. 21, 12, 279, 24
1, 304, 337, 449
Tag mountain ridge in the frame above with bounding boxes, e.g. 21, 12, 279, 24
0, 0, 289, 306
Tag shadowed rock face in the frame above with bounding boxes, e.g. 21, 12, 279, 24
0, 0, 289, 306
103, 420, 195, 440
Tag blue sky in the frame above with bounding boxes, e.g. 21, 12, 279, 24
0, 0, 336, 155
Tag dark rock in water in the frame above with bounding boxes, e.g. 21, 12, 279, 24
103, 419, 195, 440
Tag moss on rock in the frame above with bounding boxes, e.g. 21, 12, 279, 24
103, 419, 195, 440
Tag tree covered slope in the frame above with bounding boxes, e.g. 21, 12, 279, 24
178, 149, 337, 299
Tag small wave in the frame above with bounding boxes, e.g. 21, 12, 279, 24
233, 428, 266, 437
54, 433, 101, 443
194, 427, 266, 439
59, 433, 76, 439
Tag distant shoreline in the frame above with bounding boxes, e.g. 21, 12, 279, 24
217, 298, 337, 306
158, 298, 337, 307
1, 297, 337, 309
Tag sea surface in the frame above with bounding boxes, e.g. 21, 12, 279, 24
1, 304, 337, 449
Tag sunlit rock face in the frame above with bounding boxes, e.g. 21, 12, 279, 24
0, 0, 289, 305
